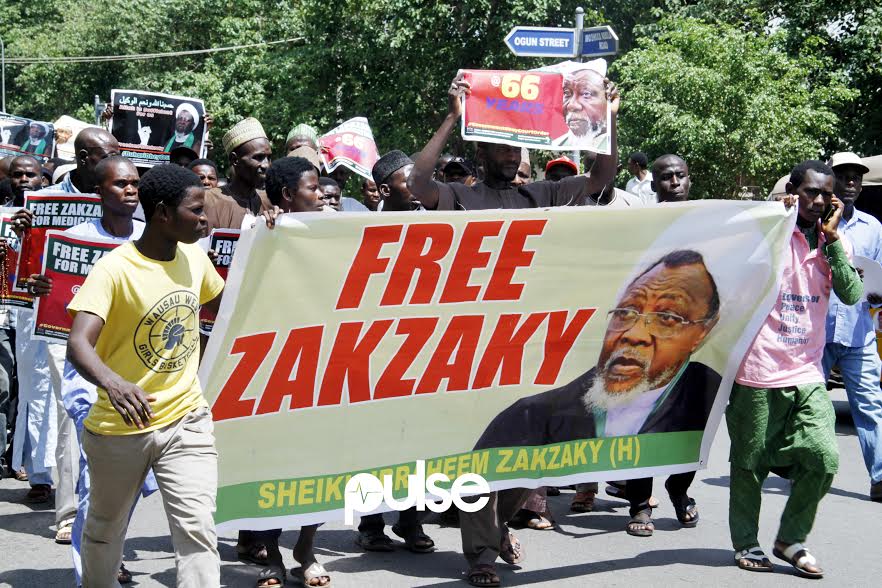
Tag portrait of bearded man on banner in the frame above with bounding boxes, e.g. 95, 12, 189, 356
22, 122, 52, 156
545, 60, 612, 154
474, 249, 722, 450
165, 102, 201, 153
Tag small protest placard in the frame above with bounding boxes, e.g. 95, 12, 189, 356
0, 208, 34, 309
17, 192, 103, 289
200, 229, 241, 335
33, 231, 122, 342
110, 90, 207, 166
0, 112, 56, 162
319, 118, 380, 180
461, 61, 611, 154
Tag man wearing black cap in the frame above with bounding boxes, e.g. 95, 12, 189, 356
442, 157, 475, 184
354, 150, 435, 555
408, 73, 618, 211
372, 150, 423, 212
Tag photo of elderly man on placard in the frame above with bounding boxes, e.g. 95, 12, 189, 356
22, 122, 53, 157
165, 102, 201, 154
475, 249, 722, 450
540, 59, 612, 154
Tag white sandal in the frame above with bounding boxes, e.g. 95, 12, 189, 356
734, 547, 772, 572
772, 543, 823, 579
291, 562, 331, 587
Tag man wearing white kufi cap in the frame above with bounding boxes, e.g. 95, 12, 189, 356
204, 117, 272, 231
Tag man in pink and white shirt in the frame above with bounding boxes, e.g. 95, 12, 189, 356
728, 160, 862, 578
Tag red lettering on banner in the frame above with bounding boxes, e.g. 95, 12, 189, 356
416, 315, 485, 394
375, 317, 439, 398
318, 320, 394, 406
534, 309, 596, 385
336, 225, 402, 309
472, 312, 548, 388
485, 219, 547, 300
212, 332, 276, 421
380, 224, 453, 306
256, 326, 323, 414
439, 221, 504, 303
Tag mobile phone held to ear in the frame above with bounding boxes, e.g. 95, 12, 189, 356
823, 204, 836, 223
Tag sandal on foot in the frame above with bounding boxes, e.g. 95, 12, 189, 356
14, 469, 28, 482
118, 564, 133, 584
570, 490, 596, 513
467, 563, 500, 587
773, 543, 823, 579
735, 547, 773, 572
237, 542, 270, 565
499, 532, 525, 564
392, 523, 435, 553
355, 530, 394, 552
25, 484, 51, 503
669, 494, 699, 528
290, 562, 330, 587
526, 513, 554, 530
256, 565, 286, 587
55, 518, 74, 544
626, 506, 654, 537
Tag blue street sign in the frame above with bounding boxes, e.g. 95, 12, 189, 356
580, 25, 619, 57
504, 27, 577, 58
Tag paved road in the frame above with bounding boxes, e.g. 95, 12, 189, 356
0, 389, 877, 587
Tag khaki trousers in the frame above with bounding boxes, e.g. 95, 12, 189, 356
459, 488, 533, 567
82, 407, 219, 588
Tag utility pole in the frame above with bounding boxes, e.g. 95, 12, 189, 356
1, 35, 6, 113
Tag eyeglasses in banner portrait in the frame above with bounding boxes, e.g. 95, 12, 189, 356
198, 201, 795, 531
0, 113, 56, 162
110, 90, 208, 167
460, 59, 613, 154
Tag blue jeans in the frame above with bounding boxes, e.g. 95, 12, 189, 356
823, 341, 882, 484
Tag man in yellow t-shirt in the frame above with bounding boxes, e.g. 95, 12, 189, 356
67, 164, 224, 587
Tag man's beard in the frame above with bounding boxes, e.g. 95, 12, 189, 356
566, 116, 605, 139
582, 348, 677, 412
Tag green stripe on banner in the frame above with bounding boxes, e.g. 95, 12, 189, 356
215, 430, 702, 524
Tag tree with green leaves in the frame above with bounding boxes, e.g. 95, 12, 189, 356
613, 17, 854, 199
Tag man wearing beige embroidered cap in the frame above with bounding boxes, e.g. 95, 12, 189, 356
204, 117, 272, 231
824, 151, 882, 502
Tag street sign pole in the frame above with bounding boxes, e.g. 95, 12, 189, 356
503, 7, 619, 176
572, 7, 585, 171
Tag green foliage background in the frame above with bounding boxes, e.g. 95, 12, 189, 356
2, 0, 879, 198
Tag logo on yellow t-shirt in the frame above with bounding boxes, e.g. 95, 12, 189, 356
135, 289, 200, 373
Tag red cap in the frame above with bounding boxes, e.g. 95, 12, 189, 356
545, 156, 578, 174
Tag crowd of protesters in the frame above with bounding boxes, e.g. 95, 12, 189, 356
0, 70, 880, 588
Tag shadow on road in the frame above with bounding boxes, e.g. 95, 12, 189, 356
407, 547, 734, 587
0, 567, 72, 587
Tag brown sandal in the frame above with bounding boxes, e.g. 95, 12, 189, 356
625, 504, 654, 537
570, 490, 596, 512
25, 484, 51, 503
467, 563, 500, 587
